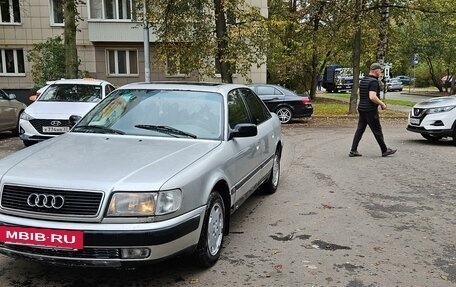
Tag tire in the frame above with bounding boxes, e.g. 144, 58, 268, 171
194, 191, 225, 268
261, 150, 281, 194
275, 107, 293, 124
421, 133, 442, 142
452, 127, 456, 146
23, 140, 35, 147
10, 112, 21, 136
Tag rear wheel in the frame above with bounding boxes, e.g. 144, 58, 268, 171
261, 150, 281, 194
421, 133, 442, 142
276, 107, 293, 124
194, 191, 225, 268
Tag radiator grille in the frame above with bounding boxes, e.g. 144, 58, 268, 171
29, 119, 70, 135
1, 185, 103, 217
1, 244, 120, 259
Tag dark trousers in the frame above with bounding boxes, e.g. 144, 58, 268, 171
351, 110, 387, 153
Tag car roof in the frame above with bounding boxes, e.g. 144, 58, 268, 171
118, 81, 249, 94
52, 78, 112, 86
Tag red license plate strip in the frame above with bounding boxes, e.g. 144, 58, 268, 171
0, 226, 83, 250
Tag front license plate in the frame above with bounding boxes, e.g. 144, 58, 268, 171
0, 226, 83, 250
409, 118, 420, 125
42, 126, 70, 133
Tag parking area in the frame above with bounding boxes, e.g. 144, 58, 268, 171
0, 119, 454, 287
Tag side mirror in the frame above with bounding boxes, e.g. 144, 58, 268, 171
229, 123, 257, 140
69, 115, 82, 127
7, 93, 16, 100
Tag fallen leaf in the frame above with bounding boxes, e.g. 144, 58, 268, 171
321, 203, 335, 209
373, 246, 383, 252
273, 264, 283, 272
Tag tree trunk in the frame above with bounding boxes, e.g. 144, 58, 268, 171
64, 0, 79, 78
349, 0, 362, 115
377, 0, 389, 99
309, 1, 326, 100
214, 0, 232, 83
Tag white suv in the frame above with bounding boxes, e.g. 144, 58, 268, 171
407, 96, 456, 144
19, 79, 116, 146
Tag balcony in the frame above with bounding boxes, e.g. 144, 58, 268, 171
87, 20, 158, 42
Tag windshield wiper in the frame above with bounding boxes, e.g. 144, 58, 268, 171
73, 125, 125, 135
134, 125, 197, 139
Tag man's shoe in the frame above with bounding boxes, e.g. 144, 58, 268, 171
382, 148, 397, 157
349, 150, 362, 157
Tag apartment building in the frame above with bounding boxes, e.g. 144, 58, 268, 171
0, 0, 267, 103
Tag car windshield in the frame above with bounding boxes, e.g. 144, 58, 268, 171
73, 89, 223, 140
38, 84, 102, 103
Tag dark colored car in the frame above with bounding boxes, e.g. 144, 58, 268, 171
395, 75, 414, 85
249, 84, 313, 124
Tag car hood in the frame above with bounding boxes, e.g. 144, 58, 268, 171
0, 133, 221, 192
414, 96, 456, 108
25, 102, 97, 119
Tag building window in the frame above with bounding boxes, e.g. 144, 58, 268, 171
50, 0, 64, 25
0, 49, 25, 75
0, 0, 20, 24
106, 49, 138, 76
89, 0, 133, 20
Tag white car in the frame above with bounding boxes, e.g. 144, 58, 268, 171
406, 96, 456, 144
19, 79, 116, 146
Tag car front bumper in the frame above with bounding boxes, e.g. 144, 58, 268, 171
407, 112, 455, 137
19, 119, 57, 143
406, 125, 453, 137
0, 206, 205, 267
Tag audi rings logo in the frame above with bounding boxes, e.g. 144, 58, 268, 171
27, 193, 65, 209
50, 121, 62, 126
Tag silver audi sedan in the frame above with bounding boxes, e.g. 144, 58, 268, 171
0, 82, 282, 268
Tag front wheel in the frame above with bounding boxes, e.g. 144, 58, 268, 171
23, 140, 36, 147
276, 107, 293, 124
452, 127, 456, 146
11, 112, 22, 136
261, 150, 281, 194
194, 191, 225, 268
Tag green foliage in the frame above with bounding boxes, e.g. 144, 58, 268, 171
138, 0, 268, 82
387, 0, 456, 91
26, 36, 66, 90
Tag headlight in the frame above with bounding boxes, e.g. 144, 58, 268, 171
20, 111, 34, 121
156, 189, 182, 215
427, 105, 456, 114
107, 190, 182, 217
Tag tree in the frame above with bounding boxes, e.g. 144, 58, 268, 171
64, 0, 82, 78
267, 0, 361, 99
26, 36, 66, 89
139, 0, 269, 83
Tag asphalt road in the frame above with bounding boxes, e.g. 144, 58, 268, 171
0, 120, 454, 287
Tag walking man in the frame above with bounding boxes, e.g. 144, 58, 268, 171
349, 63, 397, 157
